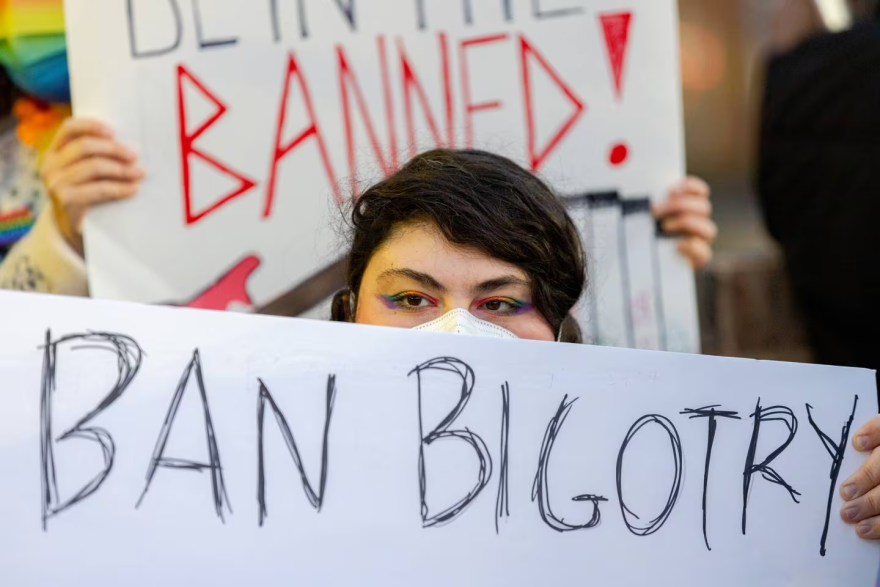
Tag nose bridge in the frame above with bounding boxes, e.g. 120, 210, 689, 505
438, 292, 475, 315
448, 307, 473, 319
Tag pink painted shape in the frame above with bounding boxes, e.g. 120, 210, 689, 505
183, 255, 261, 311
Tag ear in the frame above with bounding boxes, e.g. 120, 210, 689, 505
330, 289, 355, 322
558, 314, 583, 344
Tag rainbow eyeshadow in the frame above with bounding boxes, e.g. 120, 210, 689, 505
510, 301, 535, 315
379, 292, 436, 309
476, 297, 534, 316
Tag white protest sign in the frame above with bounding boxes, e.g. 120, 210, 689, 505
0, 291, 877, 585
64, 0, 699, 352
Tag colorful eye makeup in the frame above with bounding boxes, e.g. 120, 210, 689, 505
379, 291, 438, 310
475, 296, 533, 316
379, 293, 533, 316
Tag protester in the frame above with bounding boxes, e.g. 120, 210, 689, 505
333, 149, 588, 342
0, 116, 143, 296
327, 147, 880, 542
0, 0, 81, 292
0, 108, 109, 295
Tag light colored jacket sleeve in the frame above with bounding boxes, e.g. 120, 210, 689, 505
0, 207, 88, 296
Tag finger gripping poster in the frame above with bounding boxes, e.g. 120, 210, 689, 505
0, 292, 877, 584
65, 0, 699, 352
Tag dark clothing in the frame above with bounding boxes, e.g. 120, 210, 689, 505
758, 23, 880, 388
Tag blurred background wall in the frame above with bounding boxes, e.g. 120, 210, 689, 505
681, 0, 877, 361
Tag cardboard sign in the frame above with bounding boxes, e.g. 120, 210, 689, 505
64, 0, 699, 352
0, 291, 877, 585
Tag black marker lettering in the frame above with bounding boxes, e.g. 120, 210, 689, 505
270, 0, 281, 41
495, 383, 510, 534
136, 350, 231, 521
616, 415, 683, 536
532, 395, 607, 532
285, 0, 357, 39
296, 0, 309, 39
193, 0, 238, 50
415, 0, 512, 29
532, 0, 583, 19
416, 0, 468, 29
40, 331, 143, 530
335, 0, 357, 31
806, 396, 859, 556
127, 0, 182, 59
257, 376, 337, 526
742, 399, 800, 534
681, 405, 741, 550
411, 357, 492, 527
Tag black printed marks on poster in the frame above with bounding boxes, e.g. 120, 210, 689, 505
126, 0, 585, 59
36, 330, 859, 556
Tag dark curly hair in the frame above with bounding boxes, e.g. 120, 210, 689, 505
331, 149, 587, 342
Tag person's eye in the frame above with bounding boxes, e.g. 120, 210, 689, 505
477, 297, 529, 315
382, 292, 437, 310
402, 294, 429, 308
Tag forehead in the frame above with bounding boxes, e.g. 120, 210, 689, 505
366, 222, 531, 287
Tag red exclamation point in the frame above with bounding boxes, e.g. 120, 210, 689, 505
600, 11, 633, 168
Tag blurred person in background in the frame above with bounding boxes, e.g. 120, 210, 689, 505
757, 0, 879, 385
0, 0, 101, 296
757, 0, 880, 539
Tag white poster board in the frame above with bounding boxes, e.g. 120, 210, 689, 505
0, 291, 878, 585
64, 0, 699, 353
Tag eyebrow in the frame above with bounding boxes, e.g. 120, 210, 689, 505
472, 276, 531, 295
376, 269, 530, 296
377, 268, 447, 293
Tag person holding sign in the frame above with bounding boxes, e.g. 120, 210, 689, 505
0, 0, 91, 294
317, 146, 880, 543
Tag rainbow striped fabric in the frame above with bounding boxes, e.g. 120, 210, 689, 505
0, 127, 44, 258
0, 207, 34, 248
0, 0, 69, 103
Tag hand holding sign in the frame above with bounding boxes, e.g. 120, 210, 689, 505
841, 416, 880, 539
654, 176, 716, 269
40, 119, 144, 255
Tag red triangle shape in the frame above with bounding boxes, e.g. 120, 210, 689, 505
519, 35, 586, 172
178, 65, 258, 225
600, 12, 633, 101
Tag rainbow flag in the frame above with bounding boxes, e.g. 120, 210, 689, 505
0, 207, 34, 247
0, 0, 69, 103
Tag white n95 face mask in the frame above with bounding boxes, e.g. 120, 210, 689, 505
412, 308, 518, 339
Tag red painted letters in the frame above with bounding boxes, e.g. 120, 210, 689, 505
459, 33, 509, 149
180, 30, 585, 224
399, 33, 455, 157
519, 34, 585, 172
178, 65, 257, 225
265, 52, 339, 217
337, 43, 395, 194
